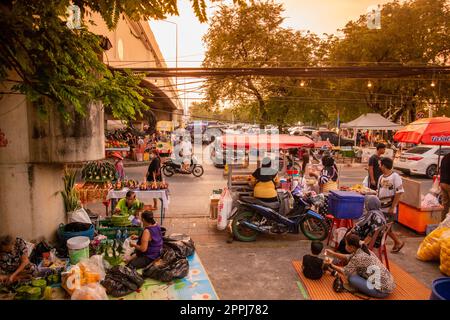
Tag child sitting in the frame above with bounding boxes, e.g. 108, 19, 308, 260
302, 241, 335, 280
127, 211, 163, 269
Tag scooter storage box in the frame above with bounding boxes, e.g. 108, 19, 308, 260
328, 191, 364, 219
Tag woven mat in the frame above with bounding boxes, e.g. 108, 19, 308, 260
292, 260, 431, 300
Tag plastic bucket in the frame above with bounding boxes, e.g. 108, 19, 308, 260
67, 236, 90, 265
430, 277, 450, 300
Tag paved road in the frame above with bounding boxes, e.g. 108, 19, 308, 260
85, 157, 441, 299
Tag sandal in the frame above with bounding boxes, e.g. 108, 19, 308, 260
391, 242, 405, 254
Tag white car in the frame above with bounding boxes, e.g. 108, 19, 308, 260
394, 145, 450, 178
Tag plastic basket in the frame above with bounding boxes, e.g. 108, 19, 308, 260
328, 191, 364, 219
430, 278, 450, 300
58, 223, 95, 241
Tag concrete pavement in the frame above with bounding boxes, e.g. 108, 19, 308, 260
86, 159, 443, 299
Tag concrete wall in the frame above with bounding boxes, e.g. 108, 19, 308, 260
29, 102, 104, 163
0, 77, 101, 241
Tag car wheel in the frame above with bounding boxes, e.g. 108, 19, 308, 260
426, 164, 437, 179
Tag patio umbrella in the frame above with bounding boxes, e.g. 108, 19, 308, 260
394, 117, 450, 173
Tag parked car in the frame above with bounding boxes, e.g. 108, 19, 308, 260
210, 138, 246, 168
317, 130, 354, 147
394, 145, 450, 178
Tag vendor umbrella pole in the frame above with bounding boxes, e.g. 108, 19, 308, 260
437, 145, 442, 177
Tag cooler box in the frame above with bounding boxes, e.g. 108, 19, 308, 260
398, 202, 443, 234
328, 191, 364, 219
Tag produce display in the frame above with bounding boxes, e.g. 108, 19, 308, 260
341, 184, 376, 195
81, 161, 116, 183
105, 140, 128, 148
417, 227, 450, 261
111, 214, 132, 227
13, 279, 50, 300
231, 175, 252, 182
101, 240, 124, 267
113, 180, 168, 191
76, 182, 111, 203
440, 236, 450, 276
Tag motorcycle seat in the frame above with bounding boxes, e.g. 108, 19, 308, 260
240, 196, 280, 210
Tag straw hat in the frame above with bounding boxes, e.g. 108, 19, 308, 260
111, 152, 123, 160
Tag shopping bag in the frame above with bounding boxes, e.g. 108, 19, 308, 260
68, 208, 92, 224
217, 188, 232, 230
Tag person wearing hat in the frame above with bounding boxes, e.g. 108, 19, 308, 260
250, 157, 280, 203
112, 152, 125, 181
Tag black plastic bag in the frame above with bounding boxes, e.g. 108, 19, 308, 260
101, 265, 144, 297
142, 247, 189, 282
163, 234, 195, 258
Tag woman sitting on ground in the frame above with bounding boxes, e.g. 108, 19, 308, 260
127, 211, 163, 269
250, 157, 280, 203
0, 235, 37, 284
326, 233, 395, 298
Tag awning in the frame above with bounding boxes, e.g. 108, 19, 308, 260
221, 134, 314, 149
341, 113, 401, 130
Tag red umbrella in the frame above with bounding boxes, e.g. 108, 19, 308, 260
393, 117, 450, 145
394, 117, 450, 173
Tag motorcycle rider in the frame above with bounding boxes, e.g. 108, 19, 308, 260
250, 157, 280, 203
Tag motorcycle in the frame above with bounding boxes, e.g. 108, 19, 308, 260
230, 187, 329, 242
161, 156, 204, 177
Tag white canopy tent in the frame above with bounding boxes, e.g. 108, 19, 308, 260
341, 113, 401, 130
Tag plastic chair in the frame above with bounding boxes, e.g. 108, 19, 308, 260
327, 216, 354, 248
368, 222, 393, 271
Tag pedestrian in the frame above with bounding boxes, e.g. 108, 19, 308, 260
368, 143, 386, 190
146, 149, 162, 210
112, 152, 125, 181
299, 148, 310, 175
440, 151, 450, 221
377, 157, 405, 253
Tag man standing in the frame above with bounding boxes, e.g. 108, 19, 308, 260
440, 152, 450, 221
368, 143, 386, 190
377, 157, 405, 253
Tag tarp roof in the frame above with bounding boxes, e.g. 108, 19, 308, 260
221, 134, 314, 149
341, 113, 401, 130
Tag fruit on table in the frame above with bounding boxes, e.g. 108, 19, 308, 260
139, 182, 148, 190
82, 161, 116, 182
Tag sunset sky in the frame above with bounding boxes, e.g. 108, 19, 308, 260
149, 0, 396, 111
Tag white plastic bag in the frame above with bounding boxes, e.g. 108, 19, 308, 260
421, 193, 440, 208
71, 283, 108, 300
78, 255, 106, 281
362, 176, 369, 188
68, 208, 91, 224
217, 188, 232, 230
122, 238, 135, 262
330, 227, 348, 248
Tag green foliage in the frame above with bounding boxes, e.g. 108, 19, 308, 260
0, 0, 245, 122
61, 168, 81, 213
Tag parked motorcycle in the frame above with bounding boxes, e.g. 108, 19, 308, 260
230, 188, 329, 242
161, 156, 204, 177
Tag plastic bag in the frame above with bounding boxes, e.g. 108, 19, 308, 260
330, 227, 348, 248
439, 232, 450, 276
78, 255, 106, 282
62, 265, 82, 295
143, 247, 189, 282
71, 283, 108, 300
217, 188, 232, 230
122, 238, 135, 262
68, 208, 92, 224
101, 266, 144, 298
163, 234, 195, 258
417, 227, 450, 261
421, 193, 440, 208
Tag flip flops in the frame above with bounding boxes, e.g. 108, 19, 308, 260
391, 241, 405, 253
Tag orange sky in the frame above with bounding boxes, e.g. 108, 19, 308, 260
148, 0, 396, 110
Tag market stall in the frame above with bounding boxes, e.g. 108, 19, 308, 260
341, 113, 401, 162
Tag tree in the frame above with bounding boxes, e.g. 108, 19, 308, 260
202, 0, 317, 128
0, 0, 245, 122
323, 0, 450, 122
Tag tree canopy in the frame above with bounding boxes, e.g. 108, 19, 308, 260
201, 0, 450, 127
0, 0, 245, 121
